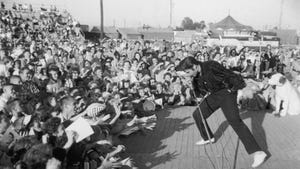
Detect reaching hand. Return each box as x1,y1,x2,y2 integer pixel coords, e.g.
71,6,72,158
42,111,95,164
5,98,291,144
143,122,156,131
115,145,126,153
19,130,29,137
66,130,77,144
42,134,49,144
99,155,122,169
46,158,61,169
120,157,134,167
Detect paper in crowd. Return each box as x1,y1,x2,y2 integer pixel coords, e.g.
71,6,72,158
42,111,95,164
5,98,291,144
154,98,163,106
66,117,94,142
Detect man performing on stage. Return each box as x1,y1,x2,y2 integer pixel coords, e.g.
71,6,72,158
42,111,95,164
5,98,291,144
175,57,267,168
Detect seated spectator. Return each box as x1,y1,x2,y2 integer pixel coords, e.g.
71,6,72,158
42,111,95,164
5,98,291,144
0,84,17,112
241,59,255,78
168,81,186,106
46,67,63,94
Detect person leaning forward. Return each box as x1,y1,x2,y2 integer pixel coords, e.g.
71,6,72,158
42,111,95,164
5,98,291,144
175,57,267,168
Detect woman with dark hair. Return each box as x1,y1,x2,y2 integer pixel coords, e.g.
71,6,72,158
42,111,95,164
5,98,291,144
229,48,238,57
46,67,63,94
175,57,267,168
133,52,142,62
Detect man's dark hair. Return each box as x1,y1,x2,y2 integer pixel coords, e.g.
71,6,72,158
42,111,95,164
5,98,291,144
22,144,53,169
175,57,200,71
3,56,13,64
144,40,150,46
134,41,141,45
44,117,61,135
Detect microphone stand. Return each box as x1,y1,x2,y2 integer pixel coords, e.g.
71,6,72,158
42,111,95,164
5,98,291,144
191,88,220,169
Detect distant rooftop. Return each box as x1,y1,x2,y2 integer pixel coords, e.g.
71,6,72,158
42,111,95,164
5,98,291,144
211,15,253,31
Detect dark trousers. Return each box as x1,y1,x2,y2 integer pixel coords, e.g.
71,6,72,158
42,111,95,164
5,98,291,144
193,89,261,154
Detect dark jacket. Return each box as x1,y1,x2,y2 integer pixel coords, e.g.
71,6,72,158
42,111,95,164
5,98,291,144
193,61,245,97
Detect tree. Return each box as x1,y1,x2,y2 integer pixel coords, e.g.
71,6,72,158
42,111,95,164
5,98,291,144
199,20,206,30
174,26,184,31
181,17,195,30
193,22,201,29
194,20,206,30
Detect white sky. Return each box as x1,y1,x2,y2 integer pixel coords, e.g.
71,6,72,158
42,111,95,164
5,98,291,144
4,0,300,30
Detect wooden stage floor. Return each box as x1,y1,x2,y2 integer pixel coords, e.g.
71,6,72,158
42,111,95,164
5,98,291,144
120,106,300,169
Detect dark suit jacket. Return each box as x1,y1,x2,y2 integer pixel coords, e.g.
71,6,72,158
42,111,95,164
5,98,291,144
193,61,245,97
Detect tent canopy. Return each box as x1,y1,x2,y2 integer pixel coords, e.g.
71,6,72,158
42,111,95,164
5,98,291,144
212,15,253,31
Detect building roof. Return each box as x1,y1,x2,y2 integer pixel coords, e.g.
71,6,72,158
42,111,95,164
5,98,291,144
90,26,118,34
137,28,173,33
212,15,253,31
138,28,174,40
260,31,277,36
80,24,89,32
118,28,141,35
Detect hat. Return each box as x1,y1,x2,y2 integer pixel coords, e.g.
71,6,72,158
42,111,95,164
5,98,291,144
82,103,106,117
48,64,59,72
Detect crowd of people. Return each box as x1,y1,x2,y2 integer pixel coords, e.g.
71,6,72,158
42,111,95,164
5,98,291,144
0,3,300,169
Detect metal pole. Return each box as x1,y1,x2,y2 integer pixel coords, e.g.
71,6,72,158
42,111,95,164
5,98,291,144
100,0,104,40
279,0,284,29
191,89,220,169
170,0,172,27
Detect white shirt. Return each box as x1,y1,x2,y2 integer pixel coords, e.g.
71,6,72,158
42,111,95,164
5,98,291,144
0,95,9,112
0,63,9,77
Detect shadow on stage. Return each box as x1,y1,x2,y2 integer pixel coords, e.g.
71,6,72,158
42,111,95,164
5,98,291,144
119,106,194,169
214,109,272,169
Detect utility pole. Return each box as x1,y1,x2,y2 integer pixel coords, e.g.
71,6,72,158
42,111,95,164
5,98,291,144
279,0,284,29
169,0,173,27
100,0,104,39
